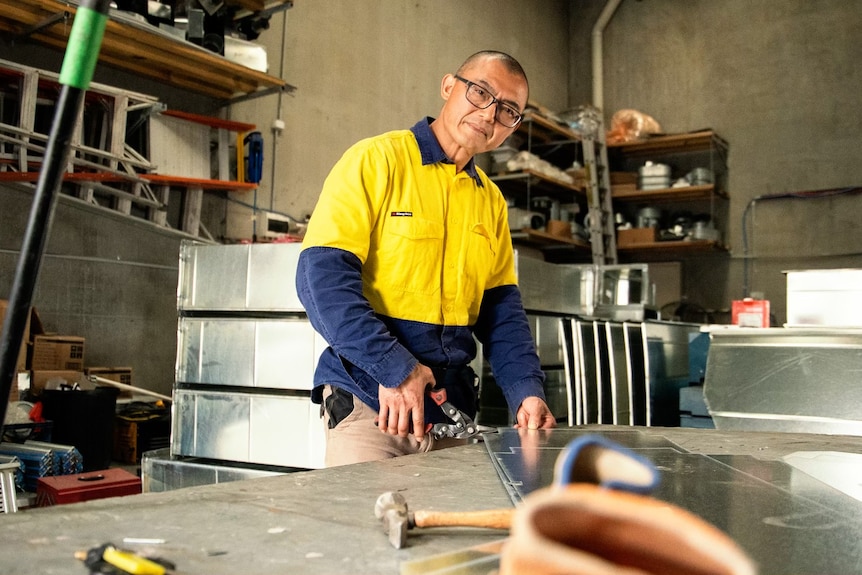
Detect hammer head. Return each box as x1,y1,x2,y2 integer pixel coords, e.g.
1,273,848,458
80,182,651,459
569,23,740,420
375,491,410,549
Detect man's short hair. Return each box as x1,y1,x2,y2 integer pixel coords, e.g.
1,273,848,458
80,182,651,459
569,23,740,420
456,50,529,92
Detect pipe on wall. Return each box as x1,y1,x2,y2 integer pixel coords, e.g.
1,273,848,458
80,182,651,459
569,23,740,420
591,0,623,113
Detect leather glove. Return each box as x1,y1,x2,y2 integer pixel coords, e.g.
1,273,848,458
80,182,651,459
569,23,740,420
498,435,757,575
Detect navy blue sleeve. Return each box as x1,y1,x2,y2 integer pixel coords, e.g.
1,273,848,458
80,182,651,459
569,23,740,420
473,285,546,414
295,246,418,389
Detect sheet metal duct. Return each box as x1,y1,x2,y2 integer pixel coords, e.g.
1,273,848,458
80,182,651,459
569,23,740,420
704,328,862,435
170,241,326,471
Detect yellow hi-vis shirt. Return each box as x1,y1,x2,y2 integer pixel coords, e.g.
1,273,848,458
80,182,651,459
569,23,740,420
301,126,517,328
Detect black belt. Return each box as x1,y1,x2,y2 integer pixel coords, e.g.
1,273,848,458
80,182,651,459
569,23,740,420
430,365,476,386
426,365,478,424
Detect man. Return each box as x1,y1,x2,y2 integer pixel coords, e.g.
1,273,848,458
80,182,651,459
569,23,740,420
296,50,556,467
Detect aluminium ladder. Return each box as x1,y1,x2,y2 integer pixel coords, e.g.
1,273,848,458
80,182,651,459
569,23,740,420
582,119,618,265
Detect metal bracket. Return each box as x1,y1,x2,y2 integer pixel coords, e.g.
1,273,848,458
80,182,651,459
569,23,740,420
226,82,296,106
14,10,70,42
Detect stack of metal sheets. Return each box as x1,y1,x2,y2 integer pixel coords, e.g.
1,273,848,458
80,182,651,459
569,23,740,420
0,443,53,492
26,440,83,476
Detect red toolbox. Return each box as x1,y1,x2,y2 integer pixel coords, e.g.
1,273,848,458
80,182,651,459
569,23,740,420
36,468,141,507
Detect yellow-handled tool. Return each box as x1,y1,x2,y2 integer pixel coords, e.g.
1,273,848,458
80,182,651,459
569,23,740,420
75,543,176,575
102,547,168,575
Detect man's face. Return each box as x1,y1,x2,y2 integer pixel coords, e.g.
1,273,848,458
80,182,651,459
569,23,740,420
438,57,528,156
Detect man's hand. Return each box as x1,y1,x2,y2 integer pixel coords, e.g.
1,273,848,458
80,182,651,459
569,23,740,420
377,363,434,441
514,396,557,430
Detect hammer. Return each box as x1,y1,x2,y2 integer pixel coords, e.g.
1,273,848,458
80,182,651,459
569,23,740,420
374,491,513,549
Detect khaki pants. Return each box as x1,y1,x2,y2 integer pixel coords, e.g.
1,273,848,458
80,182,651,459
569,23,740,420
321,385,465,467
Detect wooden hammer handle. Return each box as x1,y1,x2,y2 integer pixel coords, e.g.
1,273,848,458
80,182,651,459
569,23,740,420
412,508,513,530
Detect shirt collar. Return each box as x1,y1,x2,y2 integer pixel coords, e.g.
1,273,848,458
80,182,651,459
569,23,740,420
410,117,483,186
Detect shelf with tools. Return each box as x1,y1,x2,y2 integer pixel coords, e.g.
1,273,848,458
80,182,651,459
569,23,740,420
492,169,584,199
607,130,730,257
510,229,591,249
611,183,725,203
0,0,295,101
615,239,727,263
487,108,592,259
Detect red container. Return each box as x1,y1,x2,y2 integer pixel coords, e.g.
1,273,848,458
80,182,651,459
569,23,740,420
36,468,141,507
732,298,770,328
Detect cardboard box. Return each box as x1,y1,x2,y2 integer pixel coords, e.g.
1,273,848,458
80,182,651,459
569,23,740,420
31,335,85,371
113,411,171,464
617,227,658,247
86,367,133,398
610,171,638,185
29,370,85,396
611,183,639,198
0,299,31,373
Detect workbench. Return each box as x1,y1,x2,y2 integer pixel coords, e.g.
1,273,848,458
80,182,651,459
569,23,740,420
2,425,862,574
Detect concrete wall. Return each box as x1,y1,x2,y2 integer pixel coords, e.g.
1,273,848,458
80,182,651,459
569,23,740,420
1,0,571,395
232,0,572,222
0,184,186,397
569,0,862,324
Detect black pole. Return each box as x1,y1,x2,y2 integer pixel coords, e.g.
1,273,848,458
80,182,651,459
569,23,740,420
0,0,110,430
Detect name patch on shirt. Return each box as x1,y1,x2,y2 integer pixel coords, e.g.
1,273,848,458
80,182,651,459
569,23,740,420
390,211,413,217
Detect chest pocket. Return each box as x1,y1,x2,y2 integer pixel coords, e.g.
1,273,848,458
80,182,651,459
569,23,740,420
464,222,497,296
373,216,444,295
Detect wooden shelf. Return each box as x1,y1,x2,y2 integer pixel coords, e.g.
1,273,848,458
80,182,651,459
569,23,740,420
0,0,292,100
608,130,728,156
0,171,257,192
492,169,585,201
516,228,590,248
617,239,728,255
226,0,285,11
611,184,727,203
518,112,580,145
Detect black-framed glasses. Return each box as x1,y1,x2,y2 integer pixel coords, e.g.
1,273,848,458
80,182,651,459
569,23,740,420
454,75,523,128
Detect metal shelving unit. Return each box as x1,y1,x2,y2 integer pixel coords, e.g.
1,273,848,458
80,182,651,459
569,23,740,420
491,111,593,260
608,130,730,258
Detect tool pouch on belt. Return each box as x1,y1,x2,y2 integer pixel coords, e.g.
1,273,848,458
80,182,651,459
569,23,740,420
426,366,478,425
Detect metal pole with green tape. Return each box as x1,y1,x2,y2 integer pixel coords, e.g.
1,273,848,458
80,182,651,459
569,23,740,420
0,0,111,430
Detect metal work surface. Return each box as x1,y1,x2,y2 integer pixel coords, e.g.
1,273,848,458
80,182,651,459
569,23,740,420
488,428,682,502
486,427,862,574
0,444,512,575
2,426,862,574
